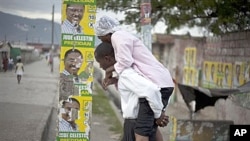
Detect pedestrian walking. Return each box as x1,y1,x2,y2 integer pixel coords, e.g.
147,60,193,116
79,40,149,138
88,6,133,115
2,55,8,72
8,57,14,71
15,58,24,84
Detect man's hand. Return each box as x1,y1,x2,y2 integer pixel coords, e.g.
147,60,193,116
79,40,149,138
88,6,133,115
102,77,118,90
155,112,169,127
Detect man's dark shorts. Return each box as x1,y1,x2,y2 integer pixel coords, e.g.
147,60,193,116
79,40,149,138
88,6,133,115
134,87,174,140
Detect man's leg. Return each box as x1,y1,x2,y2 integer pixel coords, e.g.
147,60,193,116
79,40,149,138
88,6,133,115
155,128,163,141
135,98,155,141
122,119,136,141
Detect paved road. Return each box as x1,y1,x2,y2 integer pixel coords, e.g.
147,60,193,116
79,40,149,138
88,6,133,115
0,58,59,141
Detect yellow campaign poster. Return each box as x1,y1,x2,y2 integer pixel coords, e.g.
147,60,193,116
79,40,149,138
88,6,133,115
204,61,218,88
184,47,196,68
61,1,96,48
189,47,196,68
233,62,244,88
184,48,190,67
189,68,198,86
59,47,94,82
222,63,233,89
216,62,224,88
202,61,209,87
244,61,250,83
57,0,96,140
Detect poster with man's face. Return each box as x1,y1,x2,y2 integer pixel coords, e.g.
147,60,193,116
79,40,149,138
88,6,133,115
233,62,244,88
61,2,96,35
244,61,250,83
222,63,233,89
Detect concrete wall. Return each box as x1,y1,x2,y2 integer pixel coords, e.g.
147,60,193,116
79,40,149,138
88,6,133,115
152,31,250,124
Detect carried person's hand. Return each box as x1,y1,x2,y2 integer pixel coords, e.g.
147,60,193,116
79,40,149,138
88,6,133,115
155,113,169,127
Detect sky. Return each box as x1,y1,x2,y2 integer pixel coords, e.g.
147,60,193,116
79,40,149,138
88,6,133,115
0,0,125,24
0,0,204,36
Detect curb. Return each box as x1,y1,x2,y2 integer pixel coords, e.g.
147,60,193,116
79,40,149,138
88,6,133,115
35,106,54,141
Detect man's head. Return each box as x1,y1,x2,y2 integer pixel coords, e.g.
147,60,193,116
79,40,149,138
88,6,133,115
94,16,120,42
64,49,83,75
94,42,116,70
66,4,85,25
61,97,80,122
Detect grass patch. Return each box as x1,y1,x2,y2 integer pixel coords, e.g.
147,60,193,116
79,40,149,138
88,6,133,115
92,82,123,134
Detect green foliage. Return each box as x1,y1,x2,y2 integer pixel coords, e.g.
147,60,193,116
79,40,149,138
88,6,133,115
96,0,250,35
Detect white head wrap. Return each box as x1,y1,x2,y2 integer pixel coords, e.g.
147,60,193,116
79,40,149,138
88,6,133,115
94,16,121,36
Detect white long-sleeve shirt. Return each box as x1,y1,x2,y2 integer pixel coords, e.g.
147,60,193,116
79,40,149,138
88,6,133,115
118,68,163,119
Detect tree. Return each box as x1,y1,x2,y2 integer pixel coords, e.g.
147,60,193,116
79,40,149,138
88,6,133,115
97,0,250,35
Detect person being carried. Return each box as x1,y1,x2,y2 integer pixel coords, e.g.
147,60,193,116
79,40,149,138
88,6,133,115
95,42,169,141
94,16,175,141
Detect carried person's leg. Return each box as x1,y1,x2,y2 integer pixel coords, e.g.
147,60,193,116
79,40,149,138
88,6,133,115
160,87,174,110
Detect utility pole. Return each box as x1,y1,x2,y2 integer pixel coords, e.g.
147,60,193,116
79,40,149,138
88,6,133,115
50,4,55,73
140,0,152,51
51,4,55,50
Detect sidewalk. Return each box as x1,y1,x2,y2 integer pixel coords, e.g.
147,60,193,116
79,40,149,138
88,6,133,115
0,58,60,141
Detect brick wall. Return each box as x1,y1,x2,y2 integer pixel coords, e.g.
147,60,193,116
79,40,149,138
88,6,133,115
153,31,250,124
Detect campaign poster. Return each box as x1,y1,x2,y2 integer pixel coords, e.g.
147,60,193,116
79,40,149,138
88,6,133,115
243,61,250,83
184,47,196,68
202,61,209,87
232,62,244,88
183,68,198,86
189,48,196,68
207,62,218,88
222,63,233,89
57,0,96,140
140,2,151,25
216,62,224,88
184,48,190,67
